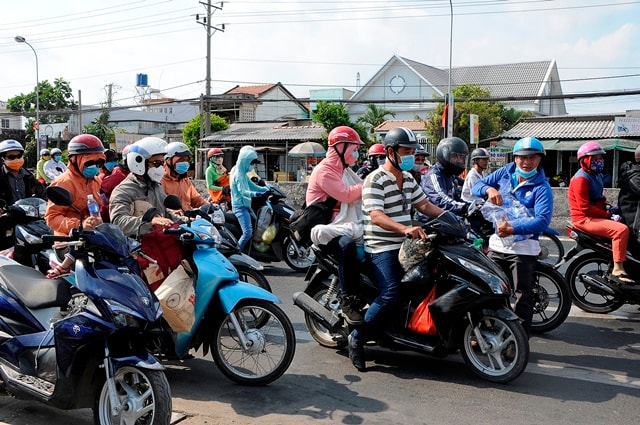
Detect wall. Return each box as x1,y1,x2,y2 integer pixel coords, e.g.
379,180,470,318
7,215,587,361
192,180,618,232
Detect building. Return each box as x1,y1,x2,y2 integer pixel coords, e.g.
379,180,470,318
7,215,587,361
221,83,309,122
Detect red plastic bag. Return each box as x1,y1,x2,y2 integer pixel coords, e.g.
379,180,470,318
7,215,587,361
407,286,438,335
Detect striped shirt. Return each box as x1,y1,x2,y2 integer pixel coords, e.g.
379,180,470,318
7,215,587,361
362,168,427,253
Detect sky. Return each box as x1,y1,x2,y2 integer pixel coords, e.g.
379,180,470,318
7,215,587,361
1,0,639,116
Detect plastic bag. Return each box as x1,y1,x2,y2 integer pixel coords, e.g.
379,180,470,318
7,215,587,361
254,205,274,242
407,286,438,335
155,265,195,333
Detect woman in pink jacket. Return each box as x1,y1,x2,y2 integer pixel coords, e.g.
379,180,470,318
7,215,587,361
306,126,364,324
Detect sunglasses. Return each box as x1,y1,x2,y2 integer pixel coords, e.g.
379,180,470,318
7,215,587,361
6,153,23,160
85,159,105,167
147,160,165,168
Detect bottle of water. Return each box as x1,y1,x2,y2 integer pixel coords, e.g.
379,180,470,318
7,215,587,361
87,194,100,218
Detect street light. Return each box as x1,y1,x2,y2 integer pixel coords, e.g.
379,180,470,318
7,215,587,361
447,0,454,138
14,35,39,141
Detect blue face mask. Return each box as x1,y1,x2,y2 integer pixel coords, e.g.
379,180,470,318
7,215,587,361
104,161,118,173
82,165,99,178
175,162,190,175
515,166,537,179
590,158,605,174
54,155,62,162
399,155,415,171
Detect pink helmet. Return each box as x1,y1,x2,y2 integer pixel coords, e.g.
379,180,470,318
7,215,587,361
577,141,606,160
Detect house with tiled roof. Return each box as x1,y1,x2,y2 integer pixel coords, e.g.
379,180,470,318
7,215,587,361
347,54,566,129
222,82,309,122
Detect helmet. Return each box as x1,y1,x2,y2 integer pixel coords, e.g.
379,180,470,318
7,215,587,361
470,147,490,161
383,127,420,150
415,144,429,158
50,148,62,156
165,142,191,160
68,134,105,155
104,148,118,162
122,144,132,156
513,137,545,156
367,143,386,157
127,137,168,176
328,126,363,146
435,137,469,175
0,139,24,155
207,147,224,158
40,148,50,156
577,141,606,160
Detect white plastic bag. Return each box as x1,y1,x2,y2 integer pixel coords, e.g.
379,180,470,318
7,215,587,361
155,265,195,333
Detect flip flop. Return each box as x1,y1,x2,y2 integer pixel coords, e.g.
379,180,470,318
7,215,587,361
607,273,636,286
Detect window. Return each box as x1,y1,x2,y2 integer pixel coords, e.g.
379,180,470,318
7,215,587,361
0,118,9,129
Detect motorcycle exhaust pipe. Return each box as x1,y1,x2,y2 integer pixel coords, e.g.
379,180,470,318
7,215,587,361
292,291,342,331
580,274,620,296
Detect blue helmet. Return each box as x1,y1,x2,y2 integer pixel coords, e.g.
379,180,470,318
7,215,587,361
513,137,545,156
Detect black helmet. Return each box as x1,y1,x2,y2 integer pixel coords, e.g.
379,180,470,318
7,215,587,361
470,147,490,161
435,137,469,175
383,127,420,150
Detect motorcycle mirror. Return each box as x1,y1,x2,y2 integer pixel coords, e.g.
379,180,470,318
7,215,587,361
46,186,73,207
163,194,182,211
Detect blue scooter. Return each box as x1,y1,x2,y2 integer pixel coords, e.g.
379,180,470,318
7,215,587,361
0,186,171,425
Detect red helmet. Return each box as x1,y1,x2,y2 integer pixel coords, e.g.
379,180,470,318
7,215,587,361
68,134,105,155
207,147,223,158
368,143,386,156
328,126,363,146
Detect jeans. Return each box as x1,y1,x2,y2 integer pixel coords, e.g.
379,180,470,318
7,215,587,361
324,236,359,296
351,249,401,344
488,251,537,336
233,206,256,252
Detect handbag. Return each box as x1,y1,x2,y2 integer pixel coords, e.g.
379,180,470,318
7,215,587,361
155,264,196,333
407,285,438,335
289,197,337,244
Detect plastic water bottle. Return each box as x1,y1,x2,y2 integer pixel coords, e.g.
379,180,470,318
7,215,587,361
87,194,100,218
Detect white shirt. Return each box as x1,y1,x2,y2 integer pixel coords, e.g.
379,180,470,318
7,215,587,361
44,158,68,181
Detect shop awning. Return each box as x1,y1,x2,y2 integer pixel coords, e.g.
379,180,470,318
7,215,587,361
495,138,640,152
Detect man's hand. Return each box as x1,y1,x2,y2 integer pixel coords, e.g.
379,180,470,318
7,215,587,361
152,216,174,227
486,187,503,206
404,225,427,241
83,215,103,229
496,216,514,238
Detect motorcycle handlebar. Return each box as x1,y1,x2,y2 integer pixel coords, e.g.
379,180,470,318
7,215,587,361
163,227,186,235
42,235,75,243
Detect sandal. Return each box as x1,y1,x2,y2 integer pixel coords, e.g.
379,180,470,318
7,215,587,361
46,265,71,279
607,273,636,286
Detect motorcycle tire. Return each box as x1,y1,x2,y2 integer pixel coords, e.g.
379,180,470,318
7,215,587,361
529,262,572,334
303,283,349,349
93,365,171,425
460,315,529,384
282,236,316,272
565,251,625,313
211,299,296,386
538,232,564,266
235,265,272,293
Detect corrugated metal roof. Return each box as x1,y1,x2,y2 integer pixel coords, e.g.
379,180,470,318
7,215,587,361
501,114,625,139
201,123,326,143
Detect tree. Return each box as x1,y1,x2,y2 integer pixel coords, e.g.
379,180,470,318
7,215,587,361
182,113,229,154
357,104,396,137
83,109,114,147
312,101,369,145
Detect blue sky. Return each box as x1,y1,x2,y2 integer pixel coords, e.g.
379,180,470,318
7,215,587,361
1,0,638,115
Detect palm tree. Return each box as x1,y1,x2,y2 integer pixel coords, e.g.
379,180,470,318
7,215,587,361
357,104,396,138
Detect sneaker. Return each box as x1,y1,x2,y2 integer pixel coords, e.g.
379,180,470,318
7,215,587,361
347,333,366,371
341,295,365,325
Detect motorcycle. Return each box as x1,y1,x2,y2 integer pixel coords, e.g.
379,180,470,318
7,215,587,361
224,185,315,272
466,204,571,333
0,186,171,425
293,211,529,383
145,194,296,386
561,223,640,313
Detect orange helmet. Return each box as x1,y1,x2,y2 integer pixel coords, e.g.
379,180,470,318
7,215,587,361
207,147,224,158
328,126,363,146
367,143,386,156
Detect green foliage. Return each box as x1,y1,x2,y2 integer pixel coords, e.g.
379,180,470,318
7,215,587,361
312,101,369,146
182,113,229,153
83,109,114,147
357,104,396,136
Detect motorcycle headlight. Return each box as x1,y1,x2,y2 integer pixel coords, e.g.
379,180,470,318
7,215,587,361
104,299,147,328
195,224,221,244
15,226,43,244
457,257,509,294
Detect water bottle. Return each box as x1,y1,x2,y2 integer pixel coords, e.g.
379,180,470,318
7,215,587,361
87,194,100,218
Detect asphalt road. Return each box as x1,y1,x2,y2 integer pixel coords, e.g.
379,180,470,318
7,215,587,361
2,251,640,425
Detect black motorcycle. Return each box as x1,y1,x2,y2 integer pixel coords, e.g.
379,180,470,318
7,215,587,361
224,185,315,272
562,223,640,313
294,211,529,383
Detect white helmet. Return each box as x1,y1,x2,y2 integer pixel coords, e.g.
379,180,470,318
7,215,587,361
164,142,191,160
127,137,167,176
0,139,24,155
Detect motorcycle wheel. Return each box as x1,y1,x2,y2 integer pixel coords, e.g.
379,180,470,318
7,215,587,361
235,265,272,293
529,262,572,333
93,365,171,425
304,285,349,349
282,236,316,272
460,315,529,384
565,252,625,313
211,299,296,386
538,233,564,266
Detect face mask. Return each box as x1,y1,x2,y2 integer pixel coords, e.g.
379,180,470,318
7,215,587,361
54,155,62,162
515,166,537,179
590,158,605,174
378,157,386,167
104,161,118,173
175,162,190,175
82,165,99,178
214,157,224,165
4,158,24,171
412,163,424,172
399,155,415,172
147,165,165,183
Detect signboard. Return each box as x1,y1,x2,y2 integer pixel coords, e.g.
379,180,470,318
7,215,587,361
614,117,640,136
469,114,479,145
115,133,144,152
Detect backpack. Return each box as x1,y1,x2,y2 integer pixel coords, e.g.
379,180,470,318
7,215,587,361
289,197,337,245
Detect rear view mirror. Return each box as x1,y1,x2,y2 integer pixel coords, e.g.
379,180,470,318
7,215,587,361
46,186,73,207
164,195,182,210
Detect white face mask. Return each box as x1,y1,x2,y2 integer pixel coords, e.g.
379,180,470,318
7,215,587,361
214,157,224,165
147,165,165,183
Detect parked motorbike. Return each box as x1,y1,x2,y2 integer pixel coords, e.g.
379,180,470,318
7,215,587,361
224,185,315,272
466,205,571,333
147,195,296,386
294,211,529,383
0,186,171,425
561,223,640,313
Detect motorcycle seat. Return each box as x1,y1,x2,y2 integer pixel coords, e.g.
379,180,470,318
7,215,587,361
0,264,71,309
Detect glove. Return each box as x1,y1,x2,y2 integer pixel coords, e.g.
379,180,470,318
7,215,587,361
222,186,231,196
611,214,622,222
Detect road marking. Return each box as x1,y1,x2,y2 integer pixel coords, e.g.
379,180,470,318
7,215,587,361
527,361,640,390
